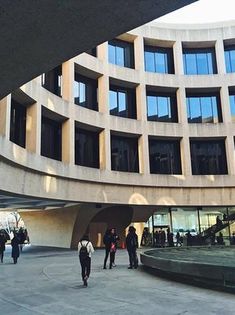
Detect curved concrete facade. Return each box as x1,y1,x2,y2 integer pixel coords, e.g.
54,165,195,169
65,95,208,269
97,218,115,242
2,20,235,247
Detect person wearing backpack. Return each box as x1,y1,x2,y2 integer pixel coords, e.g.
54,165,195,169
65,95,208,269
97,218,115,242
78,235,94,287
126,226,138,269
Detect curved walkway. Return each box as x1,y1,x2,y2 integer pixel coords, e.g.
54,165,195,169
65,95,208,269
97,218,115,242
0,245,234,315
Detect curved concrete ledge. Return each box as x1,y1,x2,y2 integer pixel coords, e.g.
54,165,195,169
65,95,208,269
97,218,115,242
140,247,235,292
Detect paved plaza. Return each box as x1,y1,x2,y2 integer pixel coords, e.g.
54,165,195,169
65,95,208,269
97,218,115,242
0,245,235,315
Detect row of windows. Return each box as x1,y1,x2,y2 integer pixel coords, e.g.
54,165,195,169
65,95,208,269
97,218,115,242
10,100,229,175
107,39,235,75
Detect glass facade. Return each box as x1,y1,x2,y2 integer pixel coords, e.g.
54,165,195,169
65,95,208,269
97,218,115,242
108,39,134,68
111,135,139,172
225,46,235,73
10,99,26,148
41,66,62,96
190,139,228,175
149,138,182,174
74,73,98,111
75,126,99,168
183,48,217,75
229,91,235,121
109,85,136,119
147,92,178,122
144,46,174,74
186,93,222,123
41,116,62,161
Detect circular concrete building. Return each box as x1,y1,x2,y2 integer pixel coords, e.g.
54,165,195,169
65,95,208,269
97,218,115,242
1,20,235,248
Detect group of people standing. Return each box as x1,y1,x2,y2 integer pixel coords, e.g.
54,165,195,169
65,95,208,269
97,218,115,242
0,229,26,264
77,226,139,287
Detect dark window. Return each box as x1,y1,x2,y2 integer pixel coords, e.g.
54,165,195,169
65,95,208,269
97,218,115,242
75,126,99,168
86,47,97,57
74,73,98,111
144,46,174,74
186,93,222,123
149,138,182,174
108,39,134,68
190,139,227,175
146,92,178,122
10,99,26,148
111,135,139,172
183,48,217,75
41,66,62,97
41,116,62,161
109,85,136,119
229,91,235,121
225,46,235,73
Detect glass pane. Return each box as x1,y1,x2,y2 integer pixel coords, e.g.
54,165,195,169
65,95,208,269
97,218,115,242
118,91,126,112
147,96,157,119
158,96,169,119
116,46,125,66
74,81,79,98
201,97,213,122
109,90,117,111
229,95,235,120
79,82,86,103
230,50,235,72
187,97,201,122
211,96,218,121
155,52,166,73
197,53,208,74
225,51,231,73
207,52,214,74
145,51,155,72
108,44,116,64
184,53,197,74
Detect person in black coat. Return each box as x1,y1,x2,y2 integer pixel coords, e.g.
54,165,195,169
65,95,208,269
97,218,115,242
126,226,138,269
0,231,7,263
103,229,111,269
11,233,20,264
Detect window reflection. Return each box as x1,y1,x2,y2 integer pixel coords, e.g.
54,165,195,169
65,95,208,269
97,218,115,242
108,39,134,68
144,46,174,74
229,92,235,122
225,46,235,73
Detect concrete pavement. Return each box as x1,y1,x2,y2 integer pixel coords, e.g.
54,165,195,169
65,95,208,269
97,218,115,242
0,245,235,315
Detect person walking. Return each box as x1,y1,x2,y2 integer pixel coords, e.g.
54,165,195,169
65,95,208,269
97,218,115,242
103,229,111,269
126,226,138,269
11,232,20,264
0,231,7,263
78,235,94,287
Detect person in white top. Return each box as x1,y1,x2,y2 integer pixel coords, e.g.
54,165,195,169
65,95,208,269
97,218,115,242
78,235,94,287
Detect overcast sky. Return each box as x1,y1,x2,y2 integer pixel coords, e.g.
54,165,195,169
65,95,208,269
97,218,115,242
157,0,235,24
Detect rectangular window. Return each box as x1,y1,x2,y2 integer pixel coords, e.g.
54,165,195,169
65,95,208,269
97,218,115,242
144,46,174,74
190,139,228,175
10,99,26,148
149,138,182,174
41,66,62,96
108,39,134,68
146,92,178,122
186,93,222,123
229,92,235,121
75,126,100,168
111,135,139,172
225,46,235,73
183,48,217,75
74,73,98,111
41,116,62,161
109,85,136,119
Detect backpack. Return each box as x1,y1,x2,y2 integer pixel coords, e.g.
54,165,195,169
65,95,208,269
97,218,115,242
79,241,89,260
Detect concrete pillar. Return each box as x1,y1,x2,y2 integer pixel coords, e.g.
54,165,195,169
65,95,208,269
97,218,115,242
136,84,147,121
98,75,109,114
26,102,37,153
220,85,231,123
0,96,10,136
62,60,74,102
181,136,192,176
105,129,111,171
225,135,235,175
97,42,108,61
177,87,187,124
173,40,184,75
139,134,150,174
134,35,144,71
62,118,74,164
215,39,226,75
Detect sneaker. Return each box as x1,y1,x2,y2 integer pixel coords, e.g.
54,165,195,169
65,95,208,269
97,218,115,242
128,266,133,269
83,276,88,287
112,263,116,267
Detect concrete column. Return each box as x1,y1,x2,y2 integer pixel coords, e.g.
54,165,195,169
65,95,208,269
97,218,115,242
177,87,187,124
97,42,108,61
98,75,109,114
136,84,147,121
99,129,106,170
62,60,74,102
220,85,231,123
139,134,150,174
173,41,184,75
62,118,74,164
105,129,111,171
26,102,37,153
215,39,226,74
181,136,192,176
134,35,144,71
225,135,235,175
36,104,42,155
0,96,10,136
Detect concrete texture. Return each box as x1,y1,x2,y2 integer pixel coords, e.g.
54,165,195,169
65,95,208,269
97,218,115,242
141,247,235,290
0,245,235,315
0,0,197,99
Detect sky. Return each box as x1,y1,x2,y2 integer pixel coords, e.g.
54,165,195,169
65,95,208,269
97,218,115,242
157,0,235,24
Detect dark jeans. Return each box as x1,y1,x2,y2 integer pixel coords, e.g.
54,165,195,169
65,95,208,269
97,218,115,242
0,251,4,262
110,251,115,268
103,248,110,268
128,249,138,268
80,257,91,280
